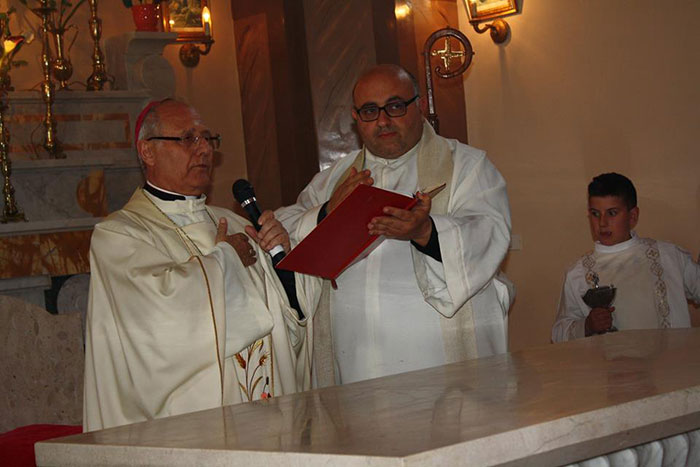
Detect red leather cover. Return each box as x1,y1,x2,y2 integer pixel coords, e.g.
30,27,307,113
277,184,417,280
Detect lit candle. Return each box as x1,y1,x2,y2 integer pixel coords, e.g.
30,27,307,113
202,6,212,37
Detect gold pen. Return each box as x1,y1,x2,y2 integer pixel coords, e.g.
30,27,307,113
417,182,447,199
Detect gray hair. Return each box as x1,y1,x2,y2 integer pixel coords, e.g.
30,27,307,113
137,110,159,141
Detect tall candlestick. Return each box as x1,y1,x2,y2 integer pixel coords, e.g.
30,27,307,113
0,15,24,222
0,92,24,222
86,0,113,91
32,1,65,159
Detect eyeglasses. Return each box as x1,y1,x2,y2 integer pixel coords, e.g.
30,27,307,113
354,95,419,122
147,132,221,150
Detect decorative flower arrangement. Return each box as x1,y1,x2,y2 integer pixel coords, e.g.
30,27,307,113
0,8,34,91
17,0,87,31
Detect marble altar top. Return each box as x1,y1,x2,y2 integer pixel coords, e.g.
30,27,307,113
36,329,700,466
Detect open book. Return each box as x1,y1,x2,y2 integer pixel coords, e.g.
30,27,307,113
276,183,446,282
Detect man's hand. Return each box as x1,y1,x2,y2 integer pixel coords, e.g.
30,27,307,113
328,168,373,213
368,192,432,246
585,306,615,336
216,218,257,267
244,210,291,253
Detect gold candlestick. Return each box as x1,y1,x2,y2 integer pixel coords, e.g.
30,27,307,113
86,0,113,91
0,83,25,222
0,13,26,222
32,2,65,159
51,25,74,90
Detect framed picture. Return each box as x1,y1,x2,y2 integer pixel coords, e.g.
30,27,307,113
161,0,211,41
464,0,517,22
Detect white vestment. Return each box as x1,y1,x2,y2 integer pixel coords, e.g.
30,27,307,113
552,234,700,342
276,122,513,385
83,189,316,431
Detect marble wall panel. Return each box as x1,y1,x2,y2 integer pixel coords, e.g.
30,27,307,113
7,113,132,159
11,167,106,221
302,0,376,169
232,1,320,209
0,231,91,280
233,12,283,210
372,2,401,65
76,170,108,218
269,2,320,205
5,91,146,163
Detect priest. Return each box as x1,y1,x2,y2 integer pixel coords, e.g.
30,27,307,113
83,100,319,431
276,65,513,386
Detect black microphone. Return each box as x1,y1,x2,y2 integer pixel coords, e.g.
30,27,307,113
232,179,286,266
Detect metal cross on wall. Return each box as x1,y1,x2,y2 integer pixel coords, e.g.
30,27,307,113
423,27,474,136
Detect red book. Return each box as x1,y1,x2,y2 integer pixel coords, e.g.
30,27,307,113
277,183,445,281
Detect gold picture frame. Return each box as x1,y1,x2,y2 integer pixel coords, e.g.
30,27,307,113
465,0,517,22
161,0,210,42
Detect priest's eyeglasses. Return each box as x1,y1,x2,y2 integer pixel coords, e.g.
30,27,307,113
147,132,222,150
354,95,419,122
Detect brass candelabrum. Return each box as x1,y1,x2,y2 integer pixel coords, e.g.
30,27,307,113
86,0,113,91
0,15,25,222
0,78,25,222
32,1,65,159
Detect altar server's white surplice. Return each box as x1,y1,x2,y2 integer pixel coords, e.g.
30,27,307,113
552,234,700,342
83,189,316,431
276,122,513,385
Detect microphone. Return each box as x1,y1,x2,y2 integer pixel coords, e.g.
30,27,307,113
232,179,286,266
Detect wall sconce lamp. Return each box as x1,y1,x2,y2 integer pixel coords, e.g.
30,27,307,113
463,0,517,44
178,6,214,67
394,2,411,20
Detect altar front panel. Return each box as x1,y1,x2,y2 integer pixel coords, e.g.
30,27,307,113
36,329,700,466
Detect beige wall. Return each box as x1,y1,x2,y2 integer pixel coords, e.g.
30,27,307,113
162,0,247,208
7,0,246,207
458,1,700,351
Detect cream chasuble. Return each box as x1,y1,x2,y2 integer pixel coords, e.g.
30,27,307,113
83,189,315,431
276,122,513,386
552,234,700,342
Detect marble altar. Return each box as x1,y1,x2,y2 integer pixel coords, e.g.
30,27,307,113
35,329,700,466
